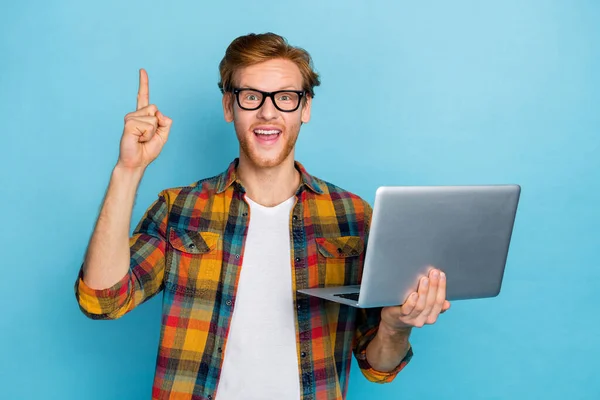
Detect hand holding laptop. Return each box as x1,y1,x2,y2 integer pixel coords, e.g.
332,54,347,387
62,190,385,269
380,268,451,331
297,185,520,308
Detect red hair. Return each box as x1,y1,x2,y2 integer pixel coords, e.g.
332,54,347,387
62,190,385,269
218,33,321,97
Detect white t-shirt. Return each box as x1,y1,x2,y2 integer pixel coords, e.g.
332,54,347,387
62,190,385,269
216,195,301,400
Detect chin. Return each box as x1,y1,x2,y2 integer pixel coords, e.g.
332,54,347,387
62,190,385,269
244,150,292,169
238,135,297,170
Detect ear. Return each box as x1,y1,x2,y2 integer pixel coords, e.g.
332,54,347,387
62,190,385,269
301,95,312,124
223,92,234,123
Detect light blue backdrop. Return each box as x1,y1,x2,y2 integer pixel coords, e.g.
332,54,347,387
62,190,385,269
1,0,598,399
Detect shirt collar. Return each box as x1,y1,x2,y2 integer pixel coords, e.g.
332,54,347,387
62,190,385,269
215,158,323,195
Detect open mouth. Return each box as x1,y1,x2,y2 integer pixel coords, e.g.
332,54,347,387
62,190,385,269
253,128,282,144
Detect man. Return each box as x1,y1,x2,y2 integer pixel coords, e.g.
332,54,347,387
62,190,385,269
75,32,450,400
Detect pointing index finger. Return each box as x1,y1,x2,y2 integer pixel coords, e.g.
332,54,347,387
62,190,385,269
137,68,149,110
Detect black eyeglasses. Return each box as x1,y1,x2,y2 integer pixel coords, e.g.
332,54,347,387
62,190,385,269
232,88,305,112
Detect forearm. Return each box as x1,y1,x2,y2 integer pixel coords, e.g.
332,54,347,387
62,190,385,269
82,164,145,289
365,324,412,372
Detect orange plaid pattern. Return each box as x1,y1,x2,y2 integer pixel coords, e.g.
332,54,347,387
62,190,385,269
75,159,412,399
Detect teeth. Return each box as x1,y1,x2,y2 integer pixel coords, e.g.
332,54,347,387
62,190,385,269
254,129,280,135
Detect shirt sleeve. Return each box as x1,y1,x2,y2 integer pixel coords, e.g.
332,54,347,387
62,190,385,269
352,200,413,382
74,191,169,320
353,308,414,383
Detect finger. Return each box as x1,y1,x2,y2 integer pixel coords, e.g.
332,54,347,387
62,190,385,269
428,270,446,319
431,270,446,314
441,300,451,313
125,121,155,142
401,292,418,316
422,269,440,317
137,68,149,111
125,116,158,131
436,271,447,309
136,124,155,142
409,277,429,318
127,104,158,118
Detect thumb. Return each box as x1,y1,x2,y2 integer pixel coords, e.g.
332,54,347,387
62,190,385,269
155,110,173,142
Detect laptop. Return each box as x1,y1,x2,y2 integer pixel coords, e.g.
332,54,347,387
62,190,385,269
297,185,521,308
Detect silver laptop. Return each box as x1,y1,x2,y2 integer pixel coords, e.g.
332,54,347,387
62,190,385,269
297,185,521,308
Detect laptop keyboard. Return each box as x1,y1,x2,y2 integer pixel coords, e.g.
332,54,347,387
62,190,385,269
334,292,360,301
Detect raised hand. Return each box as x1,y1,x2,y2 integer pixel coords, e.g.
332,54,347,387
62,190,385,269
117,69,172,170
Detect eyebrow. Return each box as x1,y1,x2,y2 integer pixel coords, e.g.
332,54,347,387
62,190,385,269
237,85,301,91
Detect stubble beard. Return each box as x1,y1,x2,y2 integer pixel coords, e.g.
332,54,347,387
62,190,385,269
235,122,301,169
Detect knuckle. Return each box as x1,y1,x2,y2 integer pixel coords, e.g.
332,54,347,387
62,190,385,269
127,120,151,132
124,118,137,128
414,303,425,313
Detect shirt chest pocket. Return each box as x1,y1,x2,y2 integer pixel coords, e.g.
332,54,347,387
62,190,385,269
315,236,364,286
165,228,223,296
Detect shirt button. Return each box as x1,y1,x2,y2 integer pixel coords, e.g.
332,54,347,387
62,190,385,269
226,300,232,306
208,395,212,400
188,243,196,249
295,257,300,262
235,254,240,259
301,351,307,358
217,347,222,353
292,215,298,222
242,212,248,217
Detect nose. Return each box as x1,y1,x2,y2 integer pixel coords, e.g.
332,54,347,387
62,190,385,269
256,95,278,120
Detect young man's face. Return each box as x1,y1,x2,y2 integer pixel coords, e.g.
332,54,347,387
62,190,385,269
223,58,312,169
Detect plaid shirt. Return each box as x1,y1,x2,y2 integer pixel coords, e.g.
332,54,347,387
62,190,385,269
75,159,412,400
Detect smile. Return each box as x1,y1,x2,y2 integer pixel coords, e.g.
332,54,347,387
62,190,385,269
254,129,281,136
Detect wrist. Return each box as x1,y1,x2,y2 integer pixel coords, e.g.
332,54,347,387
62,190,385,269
378,320,412,341
113,162,146,180
365,321,412,372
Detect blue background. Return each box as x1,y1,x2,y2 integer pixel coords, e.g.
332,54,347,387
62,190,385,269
1,0,598,399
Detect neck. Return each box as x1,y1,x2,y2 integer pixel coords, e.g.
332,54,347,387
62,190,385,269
237,153,300,207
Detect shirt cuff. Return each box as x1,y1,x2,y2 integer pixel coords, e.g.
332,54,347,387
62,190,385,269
355,327,414,383
75,266,131,317
357,344,413,382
